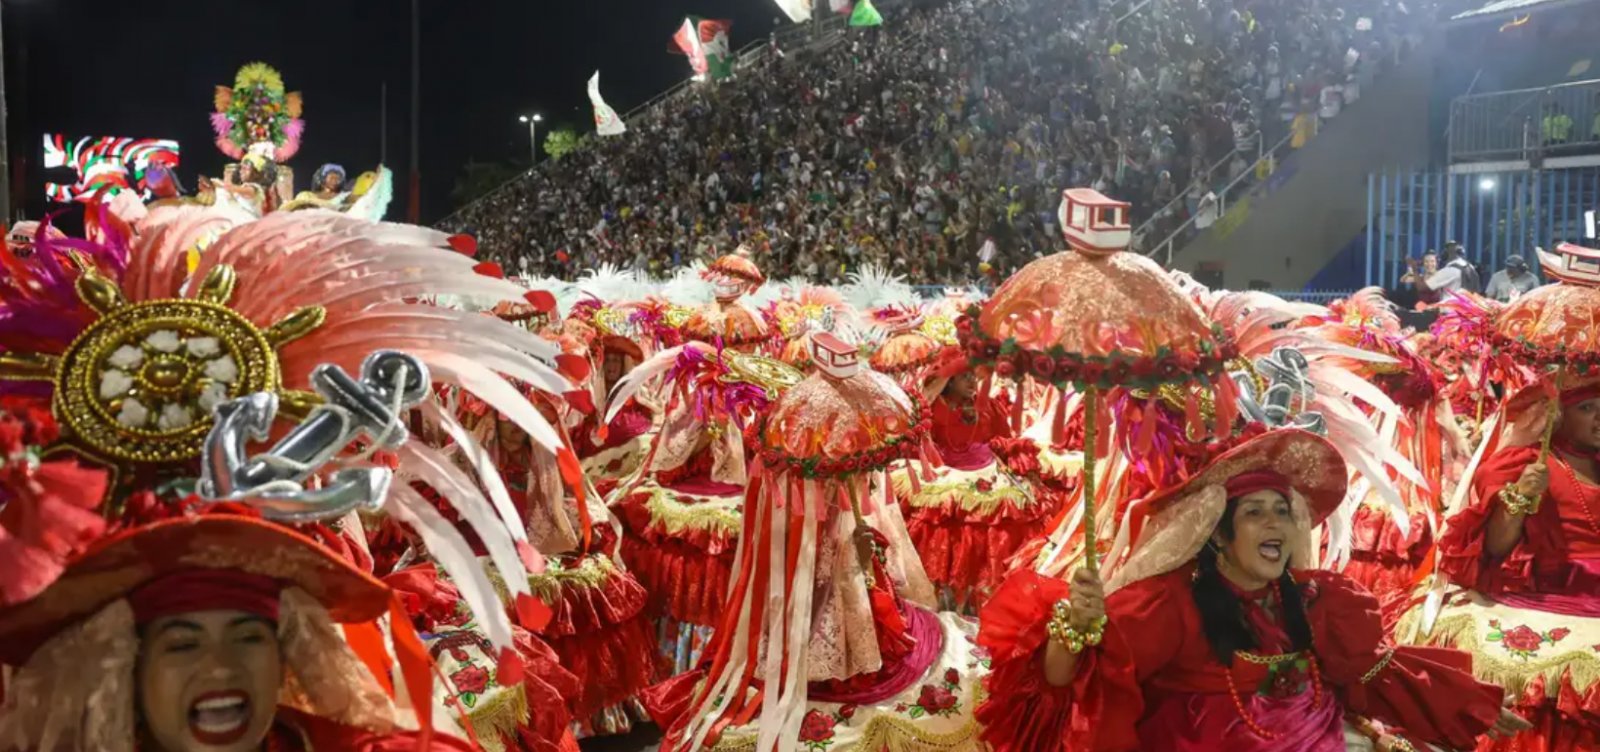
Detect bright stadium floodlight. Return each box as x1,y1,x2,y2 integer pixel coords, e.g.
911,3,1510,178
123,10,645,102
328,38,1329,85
1480,177,1497,192
520,114,544,164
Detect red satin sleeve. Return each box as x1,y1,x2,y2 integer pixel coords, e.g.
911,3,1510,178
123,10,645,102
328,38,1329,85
974,570,1176,752
1438,446,1539,592
1308,571,1501,748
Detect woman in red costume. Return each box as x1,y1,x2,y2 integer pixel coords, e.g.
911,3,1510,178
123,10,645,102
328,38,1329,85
0,514,477,751
895,346,1060,612
570,332,657,497
1414,243,1600,751
1425,376,1600,751
978,429,1526,752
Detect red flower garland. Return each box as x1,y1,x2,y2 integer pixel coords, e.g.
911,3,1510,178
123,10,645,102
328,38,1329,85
955,304,1237,391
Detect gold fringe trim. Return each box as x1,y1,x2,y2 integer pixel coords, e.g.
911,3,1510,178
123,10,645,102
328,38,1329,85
641,483,742,538
709,665,990,752
1038,449,1082,477
892,470,1034,516
1414,613,1600,697
528,553,618,601
466,684,530,752
710,714,983,752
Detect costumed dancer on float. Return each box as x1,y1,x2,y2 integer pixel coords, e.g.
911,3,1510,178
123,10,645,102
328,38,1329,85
283,163,396,221
199,143,281,217
645,333,988,752
1408,242,1600,751
977,427,1528,752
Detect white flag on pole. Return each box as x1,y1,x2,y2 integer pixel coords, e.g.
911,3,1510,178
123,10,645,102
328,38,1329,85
773,0,813,23
588,71,626,136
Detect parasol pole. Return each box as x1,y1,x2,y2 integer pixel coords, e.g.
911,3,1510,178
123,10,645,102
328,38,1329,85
1082,386,1100,572
1539,370,1563,461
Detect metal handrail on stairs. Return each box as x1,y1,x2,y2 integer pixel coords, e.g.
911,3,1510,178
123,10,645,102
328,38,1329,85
1142,131,1296,268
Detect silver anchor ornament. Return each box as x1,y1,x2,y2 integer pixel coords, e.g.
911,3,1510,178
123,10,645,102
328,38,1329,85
197,350,430,522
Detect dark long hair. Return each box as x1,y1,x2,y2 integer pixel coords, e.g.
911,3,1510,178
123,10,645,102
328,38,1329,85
1191,496,1314,666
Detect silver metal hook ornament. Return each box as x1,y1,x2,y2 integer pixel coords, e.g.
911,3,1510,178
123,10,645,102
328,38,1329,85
197,350,430,522
1232,347,1326,436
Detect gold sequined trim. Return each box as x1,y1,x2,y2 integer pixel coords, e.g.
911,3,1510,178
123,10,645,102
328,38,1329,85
527,553,618,601
892,470,1034,515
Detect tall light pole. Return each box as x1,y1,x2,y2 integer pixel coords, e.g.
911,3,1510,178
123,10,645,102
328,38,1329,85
407,0,420,223
519,114,542,166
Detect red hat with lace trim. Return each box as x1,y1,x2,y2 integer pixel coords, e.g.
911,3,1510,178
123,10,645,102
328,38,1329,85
1102,429,1346,593
0,513,442,752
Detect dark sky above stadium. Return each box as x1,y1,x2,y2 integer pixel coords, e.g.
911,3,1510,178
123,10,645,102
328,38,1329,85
13,0,793,223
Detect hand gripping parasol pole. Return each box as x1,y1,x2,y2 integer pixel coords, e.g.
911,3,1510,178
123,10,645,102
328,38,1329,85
1082,386,1100,573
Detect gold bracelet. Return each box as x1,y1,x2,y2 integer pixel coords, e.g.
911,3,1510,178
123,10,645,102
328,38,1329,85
1045,599,1107,654
1499,486,1538,516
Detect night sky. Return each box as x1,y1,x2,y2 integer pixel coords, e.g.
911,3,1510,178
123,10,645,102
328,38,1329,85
10,0,794,224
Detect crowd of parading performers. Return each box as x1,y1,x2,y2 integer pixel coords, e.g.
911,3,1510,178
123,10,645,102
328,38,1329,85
1,205,1597,752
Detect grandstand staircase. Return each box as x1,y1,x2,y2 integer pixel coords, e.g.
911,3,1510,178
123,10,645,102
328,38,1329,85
1167,36,1439,291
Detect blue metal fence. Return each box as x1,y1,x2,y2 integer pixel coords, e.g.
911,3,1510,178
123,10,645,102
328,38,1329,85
1364,167,1600,288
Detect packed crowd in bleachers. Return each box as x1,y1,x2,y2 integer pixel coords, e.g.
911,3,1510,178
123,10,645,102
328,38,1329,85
443,0,1425,285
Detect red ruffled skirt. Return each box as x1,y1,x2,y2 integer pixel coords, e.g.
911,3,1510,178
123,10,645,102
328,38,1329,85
1342,506,1433,627
534,554,659,719
614,486,739,627
903,477,1061,609
1480,674,1600,752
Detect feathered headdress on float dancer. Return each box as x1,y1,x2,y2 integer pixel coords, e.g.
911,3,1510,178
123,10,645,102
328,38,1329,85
655,333,942,752
0,207,586,676
211,63,304,162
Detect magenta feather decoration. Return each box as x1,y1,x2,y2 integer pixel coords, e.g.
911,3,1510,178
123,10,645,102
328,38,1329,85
275,120,305,162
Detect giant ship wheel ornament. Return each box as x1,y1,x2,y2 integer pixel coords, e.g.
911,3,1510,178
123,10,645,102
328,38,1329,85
956,188,1237,577
48,264,323,464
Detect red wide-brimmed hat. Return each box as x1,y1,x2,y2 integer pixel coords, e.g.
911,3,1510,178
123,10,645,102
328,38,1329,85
1104,429,1346,592
0,514,390,665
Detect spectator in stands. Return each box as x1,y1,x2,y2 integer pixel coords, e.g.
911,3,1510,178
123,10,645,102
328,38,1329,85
442,0,1433,283
1484,254,1541,302
1400,251,1441,306
1413,242,1480,299
1542,101,1573,147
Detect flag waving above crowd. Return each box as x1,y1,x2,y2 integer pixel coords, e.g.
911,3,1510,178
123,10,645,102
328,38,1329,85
671,17,733,80
773,0,813,23
850,0,883,26
588,70,625,136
